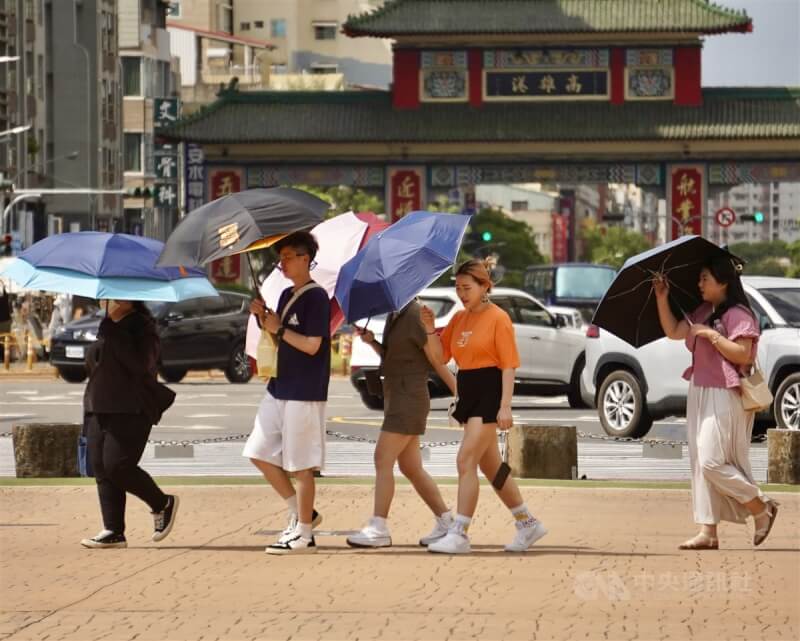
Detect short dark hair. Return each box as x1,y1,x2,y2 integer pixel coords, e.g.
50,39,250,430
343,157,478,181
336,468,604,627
274,230,319,262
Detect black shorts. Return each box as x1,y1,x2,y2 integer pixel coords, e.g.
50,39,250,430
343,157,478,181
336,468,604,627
452,367,502,425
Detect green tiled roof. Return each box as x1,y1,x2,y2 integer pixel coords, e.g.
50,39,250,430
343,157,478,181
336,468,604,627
160,87,800,145
343,0,751,37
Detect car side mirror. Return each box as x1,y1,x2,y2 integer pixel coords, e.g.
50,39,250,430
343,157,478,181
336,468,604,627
554,315,566,328
165,311,184,323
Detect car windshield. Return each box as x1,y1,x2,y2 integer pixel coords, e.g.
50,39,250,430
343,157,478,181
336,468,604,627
555,266,616,300
758,288,800,327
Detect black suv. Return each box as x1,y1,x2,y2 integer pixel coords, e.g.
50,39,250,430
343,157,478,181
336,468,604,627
50,292,253,384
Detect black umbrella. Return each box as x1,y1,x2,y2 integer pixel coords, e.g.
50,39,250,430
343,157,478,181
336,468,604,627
156,187,329,268
592,235,742,348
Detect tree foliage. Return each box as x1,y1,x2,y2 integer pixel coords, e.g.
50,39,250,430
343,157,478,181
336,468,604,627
295,185,384,217
729,240,800,278
580,221,652,269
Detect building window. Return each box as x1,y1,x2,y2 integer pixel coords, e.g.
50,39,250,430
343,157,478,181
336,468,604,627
271,19,286,37
124,133,142,172
217,4,233,33
166,1,181,18
511,200,528,212
240,21,250,30
122,57,141,96
310,63,338,74
313,23,337,40
254,20,264,29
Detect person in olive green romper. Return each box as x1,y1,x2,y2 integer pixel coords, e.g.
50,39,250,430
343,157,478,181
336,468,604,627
347,300,457,548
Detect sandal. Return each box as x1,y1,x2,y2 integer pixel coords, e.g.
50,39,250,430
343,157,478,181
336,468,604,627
678,533,719,550
753,499,780,547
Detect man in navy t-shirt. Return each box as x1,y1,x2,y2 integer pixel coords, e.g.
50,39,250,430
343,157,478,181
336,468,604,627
242,231,331,555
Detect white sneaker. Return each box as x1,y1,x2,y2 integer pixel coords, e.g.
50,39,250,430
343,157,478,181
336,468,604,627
419,514,453,546
346,519,392,548
427,530,471,554
504,519,548,552
278,509,323,544
266,534,317,555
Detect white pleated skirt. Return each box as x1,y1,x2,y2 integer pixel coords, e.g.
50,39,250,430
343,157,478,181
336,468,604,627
687,382,763,525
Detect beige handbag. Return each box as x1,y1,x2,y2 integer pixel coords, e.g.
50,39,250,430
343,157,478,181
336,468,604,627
740,360,773,412
256,283,324,380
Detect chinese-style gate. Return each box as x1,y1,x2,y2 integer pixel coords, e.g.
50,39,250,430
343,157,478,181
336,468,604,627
162,0,800,246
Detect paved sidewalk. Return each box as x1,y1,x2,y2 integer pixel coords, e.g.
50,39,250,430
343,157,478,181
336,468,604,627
1,484,798,641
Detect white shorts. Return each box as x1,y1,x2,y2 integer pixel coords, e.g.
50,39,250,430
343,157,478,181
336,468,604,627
242,392,327,472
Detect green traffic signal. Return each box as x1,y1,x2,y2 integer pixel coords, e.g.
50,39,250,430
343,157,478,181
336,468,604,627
753,211,764,224
481,231,493,242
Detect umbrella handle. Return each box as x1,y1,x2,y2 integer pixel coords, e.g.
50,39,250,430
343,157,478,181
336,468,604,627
244,253,264,301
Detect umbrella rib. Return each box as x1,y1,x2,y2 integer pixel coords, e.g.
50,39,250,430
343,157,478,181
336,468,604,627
634,280,656,346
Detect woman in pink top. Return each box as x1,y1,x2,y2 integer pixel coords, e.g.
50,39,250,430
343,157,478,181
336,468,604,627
654,256,778,550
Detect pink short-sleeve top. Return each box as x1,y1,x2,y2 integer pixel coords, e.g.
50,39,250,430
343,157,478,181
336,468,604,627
682,302,759,389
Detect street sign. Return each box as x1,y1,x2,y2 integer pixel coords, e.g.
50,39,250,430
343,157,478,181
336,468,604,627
714,207,736,227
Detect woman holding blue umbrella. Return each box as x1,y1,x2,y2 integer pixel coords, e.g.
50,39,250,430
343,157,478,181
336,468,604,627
421,259,548,555
81,299,179,549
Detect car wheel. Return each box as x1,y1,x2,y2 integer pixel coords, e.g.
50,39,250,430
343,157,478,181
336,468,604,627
225,343,253,384
567,355,588,409
57,367,87,384
775,372,800,430
159,368,187,384
359,389,384,411
597,370,653,439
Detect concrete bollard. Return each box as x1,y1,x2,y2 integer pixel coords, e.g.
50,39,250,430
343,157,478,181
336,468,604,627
767,428,800,485
12,423,82,478
508,424,578,480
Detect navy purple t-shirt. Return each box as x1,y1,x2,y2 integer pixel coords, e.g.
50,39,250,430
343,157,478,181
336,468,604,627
267,284,331,402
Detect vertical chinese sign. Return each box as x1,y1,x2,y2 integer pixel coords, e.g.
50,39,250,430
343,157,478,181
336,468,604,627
386,167,425,222
153,98,181,238
184,144,205,214
669,165,705,239
551,213,568,263
207,168,244,285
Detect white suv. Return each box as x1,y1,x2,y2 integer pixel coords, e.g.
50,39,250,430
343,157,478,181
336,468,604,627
349,287,587,410
581,277,800,437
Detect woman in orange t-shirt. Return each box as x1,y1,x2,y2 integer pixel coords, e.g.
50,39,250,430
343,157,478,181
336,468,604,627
421,259,548,555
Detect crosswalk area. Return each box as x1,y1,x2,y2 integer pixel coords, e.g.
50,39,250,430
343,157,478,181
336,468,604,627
0,437,768,482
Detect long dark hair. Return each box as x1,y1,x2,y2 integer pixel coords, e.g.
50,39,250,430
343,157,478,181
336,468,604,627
132,301,154,319
704,255,753,326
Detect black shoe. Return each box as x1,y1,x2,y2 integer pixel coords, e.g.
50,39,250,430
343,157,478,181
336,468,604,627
81,530,127,549
266,534,318,555
152,495,179,542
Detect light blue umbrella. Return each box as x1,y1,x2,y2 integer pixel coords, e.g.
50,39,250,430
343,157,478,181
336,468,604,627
1,259,218,302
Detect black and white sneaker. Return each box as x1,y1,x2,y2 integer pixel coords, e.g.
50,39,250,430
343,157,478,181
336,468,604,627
278,509,323,544
266,534,317,555
152,495,180,542
81,530,127,549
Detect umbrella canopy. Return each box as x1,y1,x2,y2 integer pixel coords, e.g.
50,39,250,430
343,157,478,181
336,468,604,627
157,187,330,267
592,235,740,347
0,260,218,302
0,232,217,302
244,211,389,359
16,232,205,280
334,210,470,323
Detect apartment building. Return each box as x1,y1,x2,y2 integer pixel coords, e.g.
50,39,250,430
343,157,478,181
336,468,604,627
233,0,391,87
119,0,180,236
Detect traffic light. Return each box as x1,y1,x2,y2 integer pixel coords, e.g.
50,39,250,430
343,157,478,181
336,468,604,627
2,234,11,257
740,211,765,224
481,230,493,242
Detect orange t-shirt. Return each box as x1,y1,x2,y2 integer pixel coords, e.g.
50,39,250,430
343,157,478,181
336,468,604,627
440,303,520,371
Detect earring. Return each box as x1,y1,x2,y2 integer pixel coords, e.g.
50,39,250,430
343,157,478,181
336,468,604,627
481,292,490,303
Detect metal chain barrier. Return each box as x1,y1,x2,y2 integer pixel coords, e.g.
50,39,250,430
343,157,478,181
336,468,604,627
0,429,688,448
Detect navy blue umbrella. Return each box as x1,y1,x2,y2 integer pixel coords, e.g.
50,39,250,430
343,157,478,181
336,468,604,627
592,235,741,347
334,211,470,323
